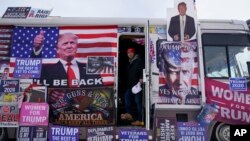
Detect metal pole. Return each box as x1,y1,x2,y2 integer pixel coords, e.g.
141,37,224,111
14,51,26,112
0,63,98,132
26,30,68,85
145,20,150,130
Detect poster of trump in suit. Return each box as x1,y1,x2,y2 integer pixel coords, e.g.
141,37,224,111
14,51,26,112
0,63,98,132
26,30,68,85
167,0,197,42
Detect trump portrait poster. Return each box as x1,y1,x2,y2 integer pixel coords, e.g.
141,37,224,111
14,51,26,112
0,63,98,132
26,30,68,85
9,26,117,88
158,41,200,105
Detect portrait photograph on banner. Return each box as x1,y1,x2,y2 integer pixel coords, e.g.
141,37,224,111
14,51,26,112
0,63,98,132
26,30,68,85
157,40,200,105
167,0,197,42
9,26,117,88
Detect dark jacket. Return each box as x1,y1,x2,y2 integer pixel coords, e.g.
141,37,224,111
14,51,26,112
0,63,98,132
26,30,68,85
168,14,196,41
126,55,143,88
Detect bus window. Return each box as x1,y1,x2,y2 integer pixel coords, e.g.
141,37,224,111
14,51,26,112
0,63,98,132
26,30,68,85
203,33,250,78
204,46,228,77
228,46,250,77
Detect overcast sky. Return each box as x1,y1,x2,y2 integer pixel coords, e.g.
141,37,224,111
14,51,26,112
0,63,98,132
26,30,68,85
0,0,249,21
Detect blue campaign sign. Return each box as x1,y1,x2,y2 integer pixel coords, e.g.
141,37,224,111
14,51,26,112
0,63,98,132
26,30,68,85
49,125,79,141
177,121,208,141
119,128,148,141
229,78,247,91
0,79,19,93
87,126,115,141
13,58,42,78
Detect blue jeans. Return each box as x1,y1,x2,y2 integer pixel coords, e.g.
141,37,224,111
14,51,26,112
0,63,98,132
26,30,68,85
124,89,143,121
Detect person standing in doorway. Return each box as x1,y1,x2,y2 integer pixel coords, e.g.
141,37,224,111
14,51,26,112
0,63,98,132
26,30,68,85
121,47,144,126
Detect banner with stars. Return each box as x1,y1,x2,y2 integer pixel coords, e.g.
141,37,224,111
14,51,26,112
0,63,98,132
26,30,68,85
11,26,58,58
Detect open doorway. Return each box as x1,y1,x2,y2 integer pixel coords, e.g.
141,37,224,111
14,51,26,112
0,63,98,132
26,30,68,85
117,35,145,126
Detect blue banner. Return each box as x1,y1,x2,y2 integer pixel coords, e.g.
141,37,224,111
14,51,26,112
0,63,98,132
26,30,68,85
14,58,42,78
49,125,79,141
119,128,148,141
177,121,208,141
229,78,247,91
0,79,19,93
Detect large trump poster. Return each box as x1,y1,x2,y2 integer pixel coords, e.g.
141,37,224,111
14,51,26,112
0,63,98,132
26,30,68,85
9,26,117,87
158,41,200,105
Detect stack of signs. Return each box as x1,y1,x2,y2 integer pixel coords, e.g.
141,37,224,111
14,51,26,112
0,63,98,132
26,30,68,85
87,126,115,141
49,125,79,141
0,79,20,127
119,128,148,141
18,102,49,141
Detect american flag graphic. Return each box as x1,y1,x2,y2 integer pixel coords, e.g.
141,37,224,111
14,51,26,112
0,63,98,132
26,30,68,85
11,26,59,58
10,26,117,85
158,41,198,89
59,26,117,57
58,26,118,85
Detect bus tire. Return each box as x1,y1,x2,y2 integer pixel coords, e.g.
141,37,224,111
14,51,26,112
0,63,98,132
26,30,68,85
214,122,230,141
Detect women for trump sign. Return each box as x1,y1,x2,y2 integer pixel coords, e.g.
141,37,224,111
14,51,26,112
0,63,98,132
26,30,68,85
19,102,49,126
205,78,250,124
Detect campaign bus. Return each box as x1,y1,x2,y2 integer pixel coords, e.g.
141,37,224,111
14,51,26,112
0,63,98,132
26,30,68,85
0,2,250,141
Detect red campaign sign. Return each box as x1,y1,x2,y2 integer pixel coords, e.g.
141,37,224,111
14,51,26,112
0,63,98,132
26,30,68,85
205,78,250,125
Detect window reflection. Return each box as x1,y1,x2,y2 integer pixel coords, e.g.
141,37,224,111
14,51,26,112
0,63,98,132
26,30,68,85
204,46,250,78
204,47,228,77
229,46,250,77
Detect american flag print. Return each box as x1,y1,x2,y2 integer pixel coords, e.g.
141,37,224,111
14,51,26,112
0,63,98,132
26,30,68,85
9,26,117,86
11,26,59,58
59,26,118,85
59,26,117,57
158,41,198,89
87,56,114,74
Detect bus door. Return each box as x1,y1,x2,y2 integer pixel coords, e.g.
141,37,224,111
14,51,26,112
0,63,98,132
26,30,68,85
116,26,147,127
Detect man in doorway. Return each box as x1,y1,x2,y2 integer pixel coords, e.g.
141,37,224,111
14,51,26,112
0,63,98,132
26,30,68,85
121,47,144,126
168,2,196,42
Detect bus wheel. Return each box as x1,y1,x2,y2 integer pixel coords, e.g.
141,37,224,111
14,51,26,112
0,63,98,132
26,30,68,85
215,123,230,141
